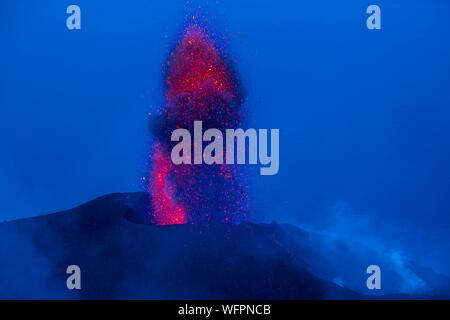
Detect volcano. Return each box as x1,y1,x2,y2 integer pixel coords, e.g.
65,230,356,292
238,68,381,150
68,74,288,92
0,192,361,299
1,192,448,299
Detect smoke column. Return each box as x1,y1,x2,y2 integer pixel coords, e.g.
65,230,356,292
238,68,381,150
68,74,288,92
148,24,246,225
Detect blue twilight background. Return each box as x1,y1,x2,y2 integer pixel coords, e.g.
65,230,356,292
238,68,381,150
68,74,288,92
1,0,450,288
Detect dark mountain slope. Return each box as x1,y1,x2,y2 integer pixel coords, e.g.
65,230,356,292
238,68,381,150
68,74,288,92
0,192,359,299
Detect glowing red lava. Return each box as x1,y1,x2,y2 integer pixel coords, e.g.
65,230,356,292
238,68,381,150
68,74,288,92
150,143,186,225
148,24,245,225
